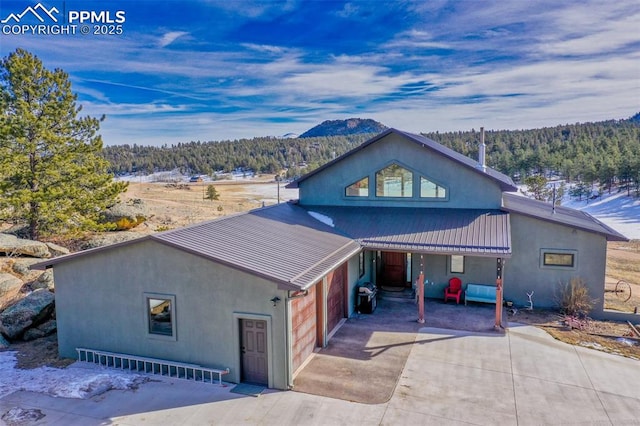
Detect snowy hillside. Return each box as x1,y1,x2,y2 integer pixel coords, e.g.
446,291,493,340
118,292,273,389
564,191,640,240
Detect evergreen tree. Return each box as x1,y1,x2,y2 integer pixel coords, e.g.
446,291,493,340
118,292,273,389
0,49,127,240
205,185,220,201
523,175,550,201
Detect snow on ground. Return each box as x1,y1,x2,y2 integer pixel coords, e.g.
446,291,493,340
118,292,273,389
0,351,146,400
564,191,640,240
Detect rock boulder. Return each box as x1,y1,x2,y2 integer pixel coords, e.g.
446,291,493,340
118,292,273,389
0,273,22,294
0,234,51,258
0,289,55,340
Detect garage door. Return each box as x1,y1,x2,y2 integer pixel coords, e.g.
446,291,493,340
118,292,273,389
326,263,346,334
291,285,317,373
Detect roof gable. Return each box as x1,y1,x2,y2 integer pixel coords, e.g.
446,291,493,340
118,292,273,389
287,128,517,192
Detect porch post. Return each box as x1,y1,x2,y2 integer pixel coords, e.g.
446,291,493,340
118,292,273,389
418,254,425,323
495,258,503,329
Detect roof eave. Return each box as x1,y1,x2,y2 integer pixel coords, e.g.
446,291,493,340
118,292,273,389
501,207,629,242
31,235,154,270
149,236,302,291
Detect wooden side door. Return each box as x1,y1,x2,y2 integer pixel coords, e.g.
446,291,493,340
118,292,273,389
240,319,268,385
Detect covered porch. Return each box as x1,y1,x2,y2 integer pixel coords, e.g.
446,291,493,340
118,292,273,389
304,205,512,326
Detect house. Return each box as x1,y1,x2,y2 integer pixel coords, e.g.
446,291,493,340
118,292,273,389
35,129,628,390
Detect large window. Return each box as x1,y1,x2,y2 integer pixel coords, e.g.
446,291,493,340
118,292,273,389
420,176,447,199
146,293,177,340
376,164,413,197
346,177,369,197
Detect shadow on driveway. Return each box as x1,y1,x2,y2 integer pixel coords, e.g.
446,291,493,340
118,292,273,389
293,296,503,403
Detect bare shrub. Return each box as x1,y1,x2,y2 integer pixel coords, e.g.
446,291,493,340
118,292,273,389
558,277,597,316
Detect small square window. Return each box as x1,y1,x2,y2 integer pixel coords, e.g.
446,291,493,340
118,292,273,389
145,293,176,340
450,255,465,273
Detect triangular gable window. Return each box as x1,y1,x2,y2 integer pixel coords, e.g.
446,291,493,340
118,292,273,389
345,177,369,197
376,164,413,197
420,176,447,198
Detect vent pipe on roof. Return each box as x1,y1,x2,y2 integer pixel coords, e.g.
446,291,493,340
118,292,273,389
478,127,487,172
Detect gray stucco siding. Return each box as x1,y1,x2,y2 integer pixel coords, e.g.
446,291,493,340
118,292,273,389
299,133,505,209
505,213,607,310
412,253,499,299
52,239,289,389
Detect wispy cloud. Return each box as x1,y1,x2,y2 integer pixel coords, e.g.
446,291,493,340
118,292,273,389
158,31,189,48
1,0,637,145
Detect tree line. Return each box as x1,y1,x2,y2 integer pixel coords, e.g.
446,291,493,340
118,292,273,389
103,116,640,193
102,135,373,179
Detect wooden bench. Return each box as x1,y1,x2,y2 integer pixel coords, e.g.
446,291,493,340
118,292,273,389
464,284,497,305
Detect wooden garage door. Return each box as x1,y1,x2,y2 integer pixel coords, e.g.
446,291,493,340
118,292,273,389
291,286,317,373
326,263,346,334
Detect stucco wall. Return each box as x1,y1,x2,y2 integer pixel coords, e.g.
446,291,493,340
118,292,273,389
53,239,289,389
299,133,505,209
411,253,498,299
506,214,607,310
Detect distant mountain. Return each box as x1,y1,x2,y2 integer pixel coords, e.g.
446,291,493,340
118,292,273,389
629,112,640,124
299,118,387,138
281,132,299,139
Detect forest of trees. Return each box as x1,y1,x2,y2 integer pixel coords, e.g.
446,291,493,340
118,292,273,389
103,115,640,194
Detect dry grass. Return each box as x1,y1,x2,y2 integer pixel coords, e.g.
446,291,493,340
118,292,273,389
510,308,640,360
605,241,640,313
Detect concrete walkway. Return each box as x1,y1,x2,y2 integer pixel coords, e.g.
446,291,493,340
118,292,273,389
1,324,639,425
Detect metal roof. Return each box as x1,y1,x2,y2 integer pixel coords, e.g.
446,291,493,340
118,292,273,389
153,203,360,290
303,206,512,257
501,193,628,242
35,203,361,291
287,128,518,192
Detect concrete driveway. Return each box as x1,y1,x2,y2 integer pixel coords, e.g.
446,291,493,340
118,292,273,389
1,322,639,425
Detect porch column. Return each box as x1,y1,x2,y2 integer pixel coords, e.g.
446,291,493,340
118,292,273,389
418,254,425,323
495,258,503,329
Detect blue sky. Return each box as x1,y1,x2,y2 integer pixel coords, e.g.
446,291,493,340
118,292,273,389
1,0,639,146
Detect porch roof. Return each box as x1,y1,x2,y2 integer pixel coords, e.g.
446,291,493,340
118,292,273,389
303,206,512,257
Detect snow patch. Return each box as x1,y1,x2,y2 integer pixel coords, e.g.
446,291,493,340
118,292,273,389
308,211,334,227
0,351,147,399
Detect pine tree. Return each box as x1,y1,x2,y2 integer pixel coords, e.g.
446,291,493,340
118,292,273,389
0,49,127,240
205,185,220,201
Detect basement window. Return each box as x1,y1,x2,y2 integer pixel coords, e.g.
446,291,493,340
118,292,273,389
145,293,177,340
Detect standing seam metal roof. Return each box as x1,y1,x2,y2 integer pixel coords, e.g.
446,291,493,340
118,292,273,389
501,193,628,241
152,203,361,290
302,206,512,257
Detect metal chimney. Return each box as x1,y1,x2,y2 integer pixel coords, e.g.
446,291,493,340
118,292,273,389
479,127,487,172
